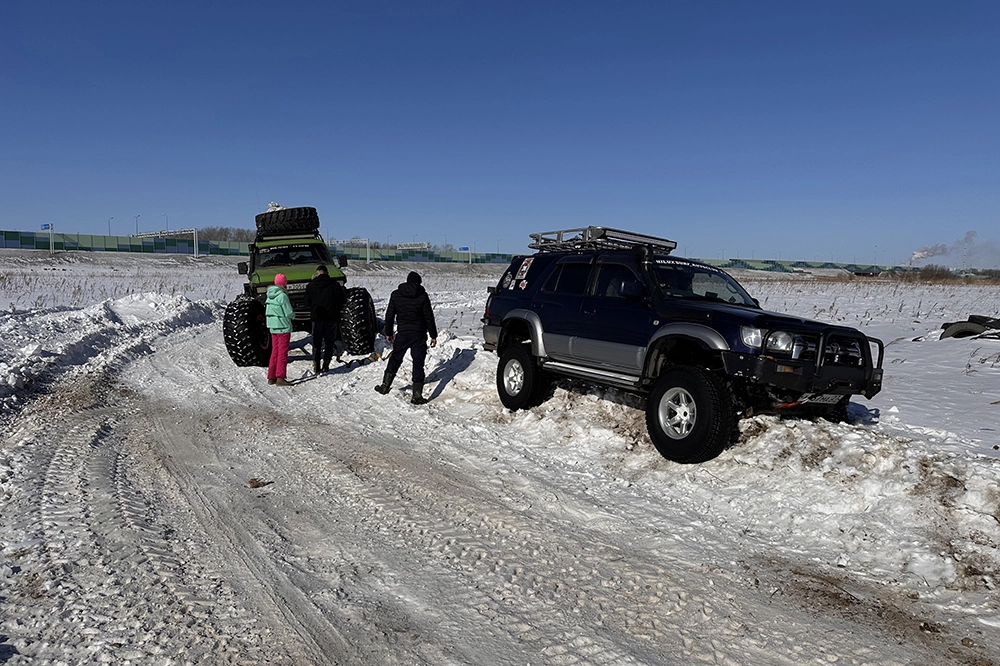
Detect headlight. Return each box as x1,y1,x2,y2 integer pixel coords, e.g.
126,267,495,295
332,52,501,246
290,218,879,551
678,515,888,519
766,331,794,353
740,326,762,349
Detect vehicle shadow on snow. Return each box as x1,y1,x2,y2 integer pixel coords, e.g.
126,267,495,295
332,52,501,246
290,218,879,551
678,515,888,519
538,378,880,429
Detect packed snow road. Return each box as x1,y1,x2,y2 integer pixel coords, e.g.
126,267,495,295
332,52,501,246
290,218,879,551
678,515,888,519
2,255,1000,665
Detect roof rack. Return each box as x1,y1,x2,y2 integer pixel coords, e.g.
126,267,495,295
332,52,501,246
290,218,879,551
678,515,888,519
528,226,678,254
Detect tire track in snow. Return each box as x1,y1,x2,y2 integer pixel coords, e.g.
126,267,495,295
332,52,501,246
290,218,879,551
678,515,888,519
271,419,772,665
112,317,999,665
134,407,360,665
1,381,279,663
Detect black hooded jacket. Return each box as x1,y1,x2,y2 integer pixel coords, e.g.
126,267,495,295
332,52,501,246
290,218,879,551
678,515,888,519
305,273,346,323
384,282,437,338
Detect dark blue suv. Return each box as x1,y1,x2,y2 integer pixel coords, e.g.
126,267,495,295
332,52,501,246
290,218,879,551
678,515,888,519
482,227,884,463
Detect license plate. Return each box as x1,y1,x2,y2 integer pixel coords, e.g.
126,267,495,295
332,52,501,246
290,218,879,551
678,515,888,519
801,393,842,405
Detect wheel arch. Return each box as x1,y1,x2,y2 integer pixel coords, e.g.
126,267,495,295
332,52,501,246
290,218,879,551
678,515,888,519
498,309,547,357
643,325,729,384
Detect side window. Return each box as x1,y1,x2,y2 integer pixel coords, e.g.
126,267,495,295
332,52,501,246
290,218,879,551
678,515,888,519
542,263,592,295
594,264,639,298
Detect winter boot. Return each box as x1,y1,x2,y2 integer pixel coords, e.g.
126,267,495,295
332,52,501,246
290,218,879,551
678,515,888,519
411,382,428,405
374,370,396,395
313,360,321,375
275,377,292,387
321,359,330,373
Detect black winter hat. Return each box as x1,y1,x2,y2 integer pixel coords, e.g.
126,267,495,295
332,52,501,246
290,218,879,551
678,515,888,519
406,271,422,285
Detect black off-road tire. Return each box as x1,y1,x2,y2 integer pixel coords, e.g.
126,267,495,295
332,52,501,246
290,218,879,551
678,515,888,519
341,287,377,355
497,343,548,410
223,295,271,367
254,206,320,234
941,322,987,339
968,315,1000,328
645,367,737,463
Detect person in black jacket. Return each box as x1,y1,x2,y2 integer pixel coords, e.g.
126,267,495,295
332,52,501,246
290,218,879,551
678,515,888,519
305,265,346,374
375,271,438,404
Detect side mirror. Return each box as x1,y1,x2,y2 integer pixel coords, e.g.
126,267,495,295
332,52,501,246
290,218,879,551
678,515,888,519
338,254,348,268
237,261,248,275
620,280,644,299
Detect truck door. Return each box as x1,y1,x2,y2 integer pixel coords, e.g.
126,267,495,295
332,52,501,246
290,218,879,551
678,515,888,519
574,261,652,373
532,257,593,361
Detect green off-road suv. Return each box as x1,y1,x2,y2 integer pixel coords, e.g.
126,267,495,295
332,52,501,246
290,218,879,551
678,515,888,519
482,227,884,463
222,204,378,367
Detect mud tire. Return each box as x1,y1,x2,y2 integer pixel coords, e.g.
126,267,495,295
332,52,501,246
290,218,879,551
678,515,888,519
645,367,737,463
341,287,377,355
941,322,987,339
254,207,320,234
223,295,271,367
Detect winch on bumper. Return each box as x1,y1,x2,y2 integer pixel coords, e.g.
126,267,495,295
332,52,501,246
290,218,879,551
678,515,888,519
722,328,884,402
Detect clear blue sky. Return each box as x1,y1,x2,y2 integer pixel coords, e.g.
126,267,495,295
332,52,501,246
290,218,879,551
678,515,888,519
3,1,999,266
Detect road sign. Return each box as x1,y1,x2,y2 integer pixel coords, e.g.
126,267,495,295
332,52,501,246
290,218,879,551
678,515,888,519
41,223,51,230
458,246,469,252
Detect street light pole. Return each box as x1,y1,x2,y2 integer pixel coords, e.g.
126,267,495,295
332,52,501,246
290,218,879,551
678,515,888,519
162,213,168,231
108,216,113,235
496,239,501,253
134,214,140,235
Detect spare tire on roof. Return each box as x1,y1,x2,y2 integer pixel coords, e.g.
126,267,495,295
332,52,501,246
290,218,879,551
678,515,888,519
254,206,320,234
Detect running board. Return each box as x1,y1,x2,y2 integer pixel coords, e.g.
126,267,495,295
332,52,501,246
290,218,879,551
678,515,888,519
540,361,642,389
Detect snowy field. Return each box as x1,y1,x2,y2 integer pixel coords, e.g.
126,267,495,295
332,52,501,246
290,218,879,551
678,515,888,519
1,249,999,665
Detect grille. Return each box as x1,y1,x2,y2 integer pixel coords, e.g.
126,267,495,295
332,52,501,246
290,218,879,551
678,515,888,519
791,334,864,367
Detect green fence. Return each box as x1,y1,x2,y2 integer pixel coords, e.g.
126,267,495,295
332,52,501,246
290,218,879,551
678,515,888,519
2,230,911,272
1,230,245,255
0,230,513,263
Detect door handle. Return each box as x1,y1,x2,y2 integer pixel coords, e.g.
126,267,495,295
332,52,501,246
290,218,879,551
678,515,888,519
583,308,596,315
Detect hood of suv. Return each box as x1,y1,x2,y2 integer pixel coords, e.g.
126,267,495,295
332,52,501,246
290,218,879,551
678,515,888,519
662,298,868,353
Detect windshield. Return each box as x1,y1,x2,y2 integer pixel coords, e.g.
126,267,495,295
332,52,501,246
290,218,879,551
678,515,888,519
653,261,757,306
257,243,332,268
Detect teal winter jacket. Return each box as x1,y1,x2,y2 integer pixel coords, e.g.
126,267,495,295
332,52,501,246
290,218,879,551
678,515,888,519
265,285,294,333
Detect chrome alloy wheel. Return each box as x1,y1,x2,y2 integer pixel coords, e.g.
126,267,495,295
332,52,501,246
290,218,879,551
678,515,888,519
658,387,697,439
502,358,525,397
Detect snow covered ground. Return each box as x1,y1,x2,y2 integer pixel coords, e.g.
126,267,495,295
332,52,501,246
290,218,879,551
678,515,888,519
1,249,999,665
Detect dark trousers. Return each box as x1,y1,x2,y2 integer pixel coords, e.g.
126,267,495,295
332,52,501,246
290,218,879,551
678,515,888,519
312,320,339,363
385,331,427,384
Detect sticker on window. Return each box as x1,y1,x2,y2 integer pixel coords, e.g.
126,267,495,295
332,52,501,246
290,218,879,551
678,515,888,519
502,272,513,290
518,280,528,290
514,257,534,280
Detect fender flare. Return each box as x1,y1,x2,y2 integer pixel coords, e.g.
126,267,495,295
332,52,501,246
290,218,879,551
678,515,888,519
501,309,548,358
643,323,731,378
648,322,731,351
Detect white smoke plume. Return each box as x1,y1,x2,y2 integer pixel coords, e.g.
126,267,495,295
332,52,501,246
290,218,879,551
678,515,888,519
909,231,1000,269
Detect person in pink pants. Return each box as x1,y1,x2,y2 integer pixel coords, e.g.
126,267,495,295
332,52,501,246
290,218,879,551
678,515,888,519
265,273,294,386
